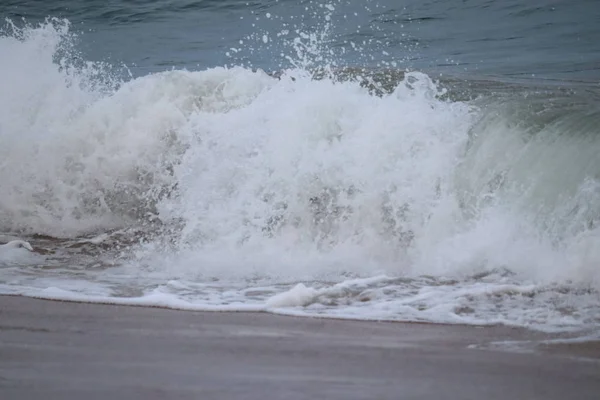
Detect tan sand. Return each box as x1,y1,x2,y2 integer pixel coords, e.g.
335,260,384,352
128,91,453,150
0,295,598,400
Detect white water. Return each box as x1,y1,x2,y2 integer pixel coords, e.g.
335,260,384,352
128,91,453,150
1,21,599,334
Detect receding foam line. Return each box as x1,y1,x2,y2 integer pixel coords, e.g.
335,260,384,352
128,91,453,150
21,288,266,313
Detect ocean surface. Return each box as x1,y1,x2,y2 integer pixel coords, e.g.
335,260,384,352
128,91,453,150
1,0,599,335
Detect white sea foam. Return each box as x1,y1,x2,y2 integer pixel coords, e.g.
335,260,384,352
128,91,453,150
0,20,599,334
0,240,42,267
266,283,319,308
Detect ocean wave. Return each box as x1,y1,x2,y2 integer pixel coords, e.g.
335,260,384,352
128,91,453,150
1,20,599,333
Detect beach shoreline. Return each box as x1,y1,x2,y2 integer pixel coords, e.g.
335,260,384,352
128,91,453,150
0,295,598,399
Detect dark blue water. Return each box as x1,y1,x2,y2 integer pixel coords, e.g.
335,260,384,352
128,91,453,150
3,0,600,81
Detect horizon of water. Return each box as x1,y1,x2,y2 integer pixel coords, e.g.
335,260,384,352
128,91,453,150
1,0,599,336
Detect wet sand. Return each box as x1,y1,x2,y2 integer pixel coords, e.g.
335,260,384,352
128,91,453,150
0,296,598,400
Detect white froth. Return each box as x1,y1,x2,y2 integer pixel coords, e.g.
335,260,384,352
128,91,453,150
266,283,318,307
0,240,40,266
0,240,33,251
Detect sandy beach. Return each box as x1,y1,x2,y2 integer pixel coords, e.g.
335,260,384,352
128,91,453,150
0,295,598,400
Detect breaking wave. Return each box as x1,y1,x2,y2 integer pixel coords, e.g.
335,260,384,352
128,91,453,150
1,20,599,333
